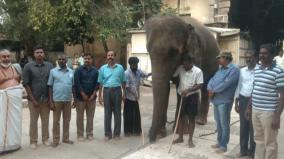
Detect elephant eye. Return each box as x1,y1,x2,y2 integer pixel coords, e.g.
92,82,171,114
168,47,179,57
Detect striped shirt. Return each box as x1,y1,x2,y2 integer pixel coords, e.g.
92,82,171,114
252,63,284,111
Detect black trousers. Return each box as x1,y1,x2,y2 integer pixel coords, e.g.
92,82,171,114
123,99,141,135
239,95,255,155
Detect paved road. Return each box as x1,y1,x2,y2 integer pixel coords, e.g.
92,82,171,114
2,85,284,159
1,86,177,159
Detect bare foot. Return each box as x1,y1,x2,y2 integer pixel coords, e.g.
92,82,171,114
196,118,207,125
188,141,195,148
173,138,183,144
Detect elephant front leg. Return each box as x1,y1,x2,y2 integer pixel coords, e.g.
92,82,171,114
149,79,170,142
149,107,163,142
149,104,168,142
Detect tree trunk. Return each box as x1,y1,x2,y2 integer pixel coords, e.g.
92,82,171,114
101,38,109,54
81,40,85,53
24,39,35,58
119,40,127,68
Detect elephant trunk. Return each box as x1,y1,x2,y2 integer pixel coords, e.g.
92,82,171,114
149,70,171,142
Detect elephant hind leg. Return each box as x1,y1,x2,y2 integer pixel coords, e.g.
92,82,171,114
196,87,209,125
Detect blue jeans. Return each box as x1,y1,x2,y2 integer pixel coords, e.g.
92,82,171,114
214,102,233,151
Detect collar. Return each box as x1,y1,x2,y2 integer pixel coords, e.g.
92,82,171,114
260,61,276,70
83,65,94,70
185,65,195,72
107,63,118,68
32,61,45,66
245,64,259,71
220,63,232,69
57,67,69,72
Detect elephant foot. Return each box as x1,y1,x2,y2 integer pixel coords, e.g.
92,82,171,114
157,128,167,139
149,127,157,142
196,117,207,125
188,141,195,148
149,127,167,142
173,138,183,144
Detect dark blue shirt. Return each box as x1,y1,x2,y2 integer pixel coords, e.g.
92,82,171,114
74,65,99,101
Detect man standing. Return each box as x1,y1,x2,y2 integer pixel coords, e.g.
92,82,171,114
74,53,98,141
98,50,126,141
0,49,23,153
48,54,74,147
246,44,284,159
234,51,257,157
273,50,284,69
124,57,151,136
207,51,240,153
172,55,203,148
23,46,53,149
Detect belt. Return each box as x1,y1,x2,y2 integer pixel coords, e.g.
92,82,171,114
104,86,121,90
240,94,250,99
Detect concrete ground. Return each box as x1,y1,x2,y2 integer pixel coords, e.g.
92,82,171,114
1,85,284,159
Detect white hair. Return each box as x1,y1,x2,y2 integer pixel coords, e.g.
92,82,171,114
0,49,11,54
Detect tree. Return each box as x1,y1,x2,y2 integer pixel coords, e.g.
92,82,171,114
130,0,177,28
61,0,94,52
94,0,132,53
28,0,64,51
0,0,38,56
29,0,94,53
0,0,95,57
0,0,176,59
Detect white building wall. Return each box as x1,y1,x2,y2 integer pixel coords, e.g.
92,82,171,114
163,0,211,24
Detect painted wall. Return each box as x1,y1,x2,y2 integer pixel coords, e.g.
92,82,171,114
163,0,211,23
64,38,126,68
128,31,151,80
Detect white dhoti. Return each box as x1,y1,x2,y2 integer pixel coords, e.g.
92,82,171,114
0,85,23,153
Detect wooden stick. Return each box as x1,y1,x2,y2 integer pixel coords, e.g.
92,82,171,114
135,87,145,146
138,100,145,145
168,98,183,153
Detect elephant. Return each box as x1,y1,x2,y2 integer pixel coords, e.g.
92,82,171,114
145,16,220,142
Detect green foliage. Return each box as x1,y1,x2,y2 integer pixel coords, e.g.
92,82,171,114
28,0,64,51
130,0,177,27
28,0,94,46
0,0,31,41
94,0,132,42
0,0,176,54
61,0,94,45
29,0,59,32
0,0,39,54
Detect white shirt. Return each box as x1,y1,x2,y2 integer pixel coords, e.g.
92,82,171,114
173,65,203,96
274,56,284,69
234,65,257,98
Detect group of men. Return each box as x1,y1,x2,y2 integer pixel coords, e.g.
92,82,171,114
210,44,284,159
172,43,284,159
1,43,284,159
0,46,149,153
